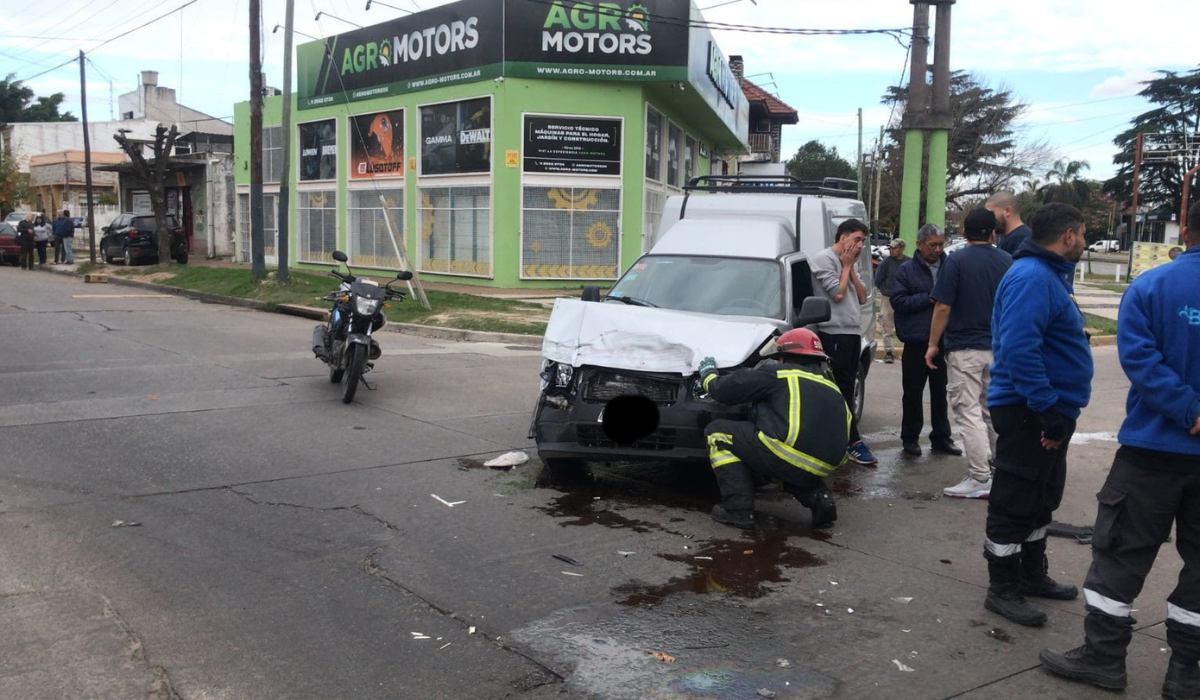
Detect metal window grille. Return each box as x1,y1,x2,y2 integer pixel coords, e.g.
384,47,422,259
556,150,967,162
237,192,249,262
418,185,491,276
264,126,283,184
522,186,619,279
643,185,665,253
298,190,338,263
237,192,279,260
348,188,403,270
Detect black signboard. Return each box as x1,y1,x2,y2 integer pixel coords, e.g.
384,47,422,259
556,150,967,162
523,116,622,176
299,119,338,181
420,97,492,175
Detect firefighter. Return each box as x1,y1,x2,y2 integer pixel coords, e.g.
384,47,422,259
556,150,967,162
699,328,851,530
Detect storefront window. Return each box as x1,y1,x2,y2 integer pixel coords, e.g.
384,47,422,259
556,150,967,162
264,126,283,183
418,186,491,276
348,189,403,270
237,192,249,262
522,186,620,280
299,119,338,182
349,110,404,180
645,109,662,182
684,135,696,185
419,98,491,176
298,190,338,263
666,122,682,188
643,185,665,253
237,192,280,260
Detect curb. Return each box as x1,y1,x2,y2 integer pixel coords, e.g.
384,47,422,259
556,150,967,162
47,264,545,348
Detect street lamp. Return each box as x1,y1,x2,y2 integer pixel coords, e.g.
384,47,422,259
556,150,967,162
365,0,414,13
314,11,362,28
699,0,756,10
272,24,318,40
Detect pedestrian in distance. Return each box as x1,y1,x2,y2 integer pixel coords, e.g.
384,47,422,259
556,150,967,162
699,328,851,530
926,208,1013,499
889,223,962,458
982,202,1092,628
32,214,50,266
1040,200,1200,697
809,218,878,466
17,213,36,270
987,191,1032,255
52,210,68,264
873,238,908,364
54,209,75,265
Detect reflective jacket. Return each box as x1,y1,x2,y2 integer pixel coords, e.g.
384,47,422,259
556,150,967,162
703,363,851,477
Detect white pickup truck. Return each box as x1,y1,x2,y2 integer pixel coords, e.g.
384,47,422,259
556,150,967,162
530,176,878,475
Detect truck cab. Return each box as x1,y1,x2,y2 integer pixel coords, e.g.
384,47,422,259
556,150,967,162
532,176,877,474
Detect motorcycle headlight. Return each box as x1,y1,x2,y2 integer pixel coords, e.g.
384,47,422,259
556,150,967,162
355,296,382,316
555,363,574,388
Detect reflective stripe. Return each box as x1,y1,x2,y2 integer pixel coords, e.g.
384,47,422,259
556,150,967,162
1025,526,1048,542
707,432,740,470
703,373,717,393
776,368,842,394
1084,589,1132,618
984,539,1022,557
785,375,801,444
711,453,742,468
757,432,839,477
1168,603,1200,628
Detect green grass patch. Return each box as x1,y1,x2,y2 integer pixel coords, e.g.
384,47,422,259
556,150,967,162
110,265,549,336
1083,312,1118,337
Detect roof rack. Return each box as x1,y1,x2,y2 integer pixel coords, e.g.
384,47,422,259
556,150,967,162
683,174,858,198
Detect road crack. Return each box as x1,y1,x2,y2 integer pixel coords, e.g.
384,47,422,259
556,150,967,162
226,487,400,531
100,593,182,700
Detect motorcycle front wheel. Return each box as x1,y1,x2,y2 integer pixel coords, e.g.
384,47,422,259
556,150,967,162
342,343,367,403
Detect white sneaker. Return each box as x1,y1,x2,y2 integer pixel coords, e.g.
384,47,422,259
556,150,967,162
943,476,991,499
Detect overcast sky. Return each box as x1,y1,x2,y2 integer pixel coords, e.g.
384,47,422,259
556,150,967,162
2,0,1192,182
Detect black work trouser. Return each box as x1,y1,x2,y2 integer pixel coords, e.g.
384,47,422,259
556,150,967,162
817,333,861,443
1082,447,1200,663
35,240,47,264
20,247,34,269
900,340,951,444
53,235,64,263
985,404,1075,550
704,419,826,512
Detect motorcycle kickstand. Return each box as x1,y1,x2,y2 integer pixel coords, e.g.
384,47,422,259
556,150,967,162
360,376,377,391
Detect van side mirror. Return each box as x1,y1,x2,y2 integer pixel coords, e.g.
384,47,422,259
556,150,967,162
332,250,348,263
581,285,601,302
793,297,831,327
396,270,413,281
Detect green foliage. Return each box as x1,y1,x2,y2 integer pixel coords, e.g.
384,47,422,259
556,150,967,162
1039,160,1093,208
0,148,32,216
785,140,856,182
0,74,77,126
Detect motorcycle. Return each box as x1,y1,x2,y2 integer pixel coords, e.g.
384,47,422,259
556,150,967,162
312,250,413,403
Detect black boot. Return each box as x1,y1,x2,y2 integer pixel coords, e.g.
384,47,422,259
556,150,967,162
1039,644,1127,690
984,550,1048,627
1164,656,1200,700
711,504,754,530
785,483,837,528
1020,538,1079,600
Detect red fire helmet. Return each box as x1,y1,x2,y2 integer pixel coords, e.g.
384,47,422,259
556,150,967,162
775,328,827,359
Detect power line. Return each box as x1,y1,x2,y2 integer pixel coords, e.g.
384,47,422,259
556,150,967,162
88,0,200,54
16,56,80,84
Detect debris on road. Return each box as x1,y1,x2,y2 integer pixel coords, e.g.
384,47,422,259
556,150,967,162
892,660,915,672
847,608,855,614
757,689,777,698
775,659,791,668
110,520,142,528
892,597,913,604
468,626,476,635
743,550,753,555
648,651,676,663
694,556,713,561
431,494,465,508
411,632,431,640
561,571,584,577
440,643,451,650
484,451,529,468
617,551,636,557
553,554,583,566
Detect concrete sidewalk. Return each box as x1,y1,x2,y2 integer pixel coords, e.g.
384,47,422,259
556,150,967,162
1075,283,1126,321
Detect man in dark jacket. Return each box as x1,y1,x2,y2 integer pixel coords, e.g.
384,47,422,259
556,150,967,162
16,214,36,270
873,238,907,363
982,202,1093,628
700,328,851,530
889,224,961,457
1039,201,1200,696
52,209,75,264
988,191,1032,255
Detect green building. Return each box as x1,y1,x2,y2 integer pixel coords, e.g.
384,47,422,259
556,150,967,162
233,0,749,288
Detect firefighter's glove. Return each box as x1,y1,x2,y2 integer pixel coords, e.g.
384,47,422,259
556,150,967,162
1037,408,1067,442
698,356,717,378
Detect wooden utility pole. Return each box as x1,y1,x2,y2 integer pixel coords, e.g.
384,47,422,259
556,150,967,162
249,0,266,278
277,0,295,282
79,51,98,263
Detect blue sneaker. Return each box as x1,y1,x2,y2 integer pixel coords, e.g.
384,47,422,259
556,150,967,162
847,441,878,466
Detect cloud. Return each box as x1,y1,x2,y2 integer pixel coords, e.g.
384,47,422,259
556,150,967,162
1090,69,1158,98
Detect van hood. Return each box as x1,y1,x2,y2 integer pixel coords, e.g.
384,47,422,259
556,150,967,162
542,299,783,375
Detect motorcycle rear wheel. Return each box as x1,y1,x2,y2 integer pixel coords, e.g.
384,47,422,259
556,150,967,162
342,343,367,403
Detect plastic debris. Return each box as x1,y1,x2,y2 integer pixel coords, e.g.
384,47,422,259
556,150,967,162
440,642,452,650
553,554,583,566
743,550,754,555
694,556,713,561
824,610,832,616
830,581,839,586
648,651,676,663
902,629,912,633
561,571,584,577
892,597,913,604
110,520,142,528
757,689,777,698
431,494,465,508
484,451,529,469
618,551,636,557
468,627,476,635
411,632,431,640
892,660,915,673
847,608,855,614
775,659,792,668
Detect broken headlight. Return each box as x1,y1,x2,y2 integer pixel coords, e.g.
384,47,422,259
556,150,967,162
540,361,575,389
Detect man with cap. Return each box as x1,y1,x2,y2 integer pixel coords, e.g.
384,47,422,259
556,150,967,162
874,238,908,364
926,208,1013,499
699,328,852,530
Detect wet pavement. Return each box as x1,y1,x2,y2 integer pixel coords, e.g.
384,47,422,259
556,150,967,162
1,267,1182,698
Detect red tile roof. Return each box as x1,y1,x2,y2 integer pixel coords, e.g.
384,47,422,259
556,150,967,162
739,77,799,124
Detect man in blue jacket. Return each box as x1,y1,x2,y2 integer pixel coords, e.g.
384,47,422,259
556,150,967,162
983,202,1093,628
1040,201,1200,696
890,224,961,457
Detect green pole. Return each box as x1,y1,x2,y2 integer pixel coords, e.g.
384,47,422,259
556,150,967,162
926,129,949,230
899,129,925,247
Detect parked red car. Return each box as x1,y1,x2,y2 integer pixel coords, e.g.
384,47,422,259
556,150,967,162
0,222,20,265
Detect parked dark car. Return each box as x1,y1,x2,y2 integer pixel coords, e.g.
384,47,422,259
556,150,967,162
0,222,20,265
100,213,188,265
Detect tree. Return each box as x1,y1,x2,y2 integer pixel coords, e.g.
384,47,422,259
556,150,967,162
1104,66,1200,216
0,147,32,217
114,124,180,264
785,140,857,182
0,74,77,126
1039,159,1093,209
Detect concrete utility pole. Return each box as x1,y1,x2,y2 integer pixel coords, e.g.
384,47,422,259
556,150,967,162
856,107,863,199
79,51,98,264
898,1,954,246
873,125,884,232
277,0,295,283
249,0,266,278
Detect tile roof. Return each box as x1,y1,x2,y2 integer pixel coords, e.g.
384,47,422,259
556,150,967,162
739,77,799,124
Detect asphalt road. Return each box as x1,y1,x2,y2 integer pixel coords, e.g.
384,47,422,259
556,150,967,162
0,267,1182,699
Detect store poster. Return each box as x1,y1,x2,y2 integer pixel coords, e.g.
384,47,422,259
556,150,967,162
299,119,338,181
350,110,405,179
420,98,491,175
1130,241,1185,278
523,115,621,176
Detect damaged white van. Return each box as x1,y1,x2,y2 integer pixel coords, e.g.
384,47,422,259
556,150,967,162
531,176,877,474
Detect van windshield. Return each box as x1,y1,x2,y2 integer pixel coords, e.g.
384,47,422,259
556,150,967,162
606,256,782,319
